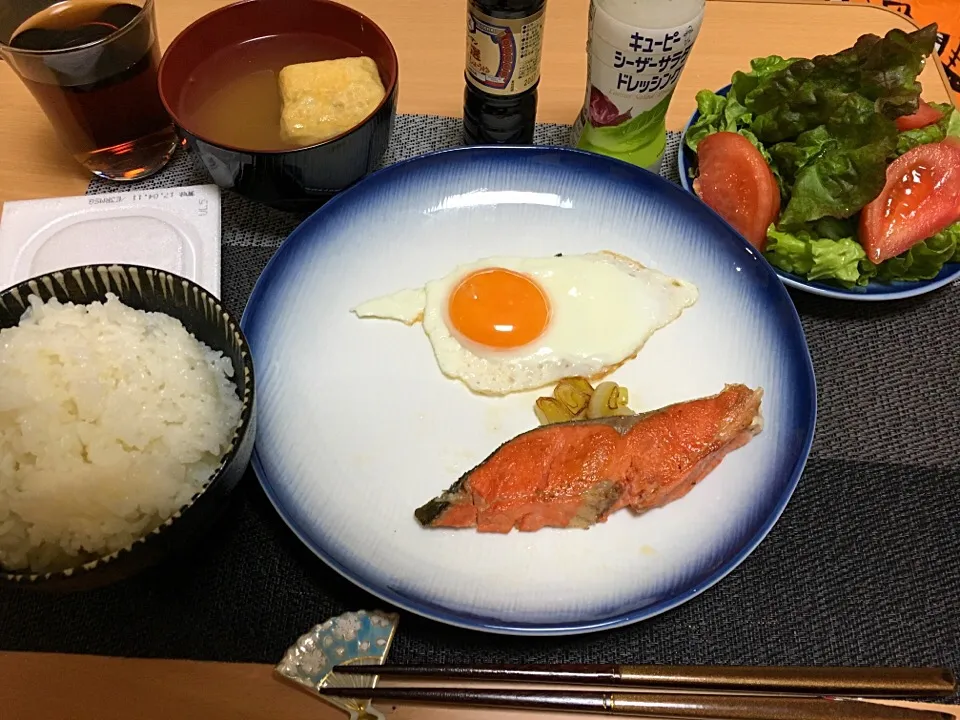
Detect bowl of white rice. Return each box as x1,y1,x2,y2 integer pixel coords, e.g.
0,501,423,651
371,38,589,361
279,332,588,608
0,264,255,590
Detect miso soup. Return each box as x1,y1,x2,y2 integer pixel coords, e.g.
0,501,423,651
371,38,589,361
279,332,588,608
177,33,363,151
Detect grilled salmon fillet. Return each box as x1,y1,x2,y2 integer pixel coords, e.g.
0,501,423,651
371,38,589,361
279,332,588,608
415,384,763,533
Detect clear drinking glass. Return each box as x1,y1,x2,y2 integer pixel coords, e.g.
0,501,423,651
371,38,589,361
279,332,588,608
0,0,178,181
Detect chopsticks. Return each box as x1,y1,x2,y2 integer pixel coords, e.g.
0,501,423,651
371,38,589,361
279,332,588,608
332,663,957,697
317,687,952,720
322,664,958,720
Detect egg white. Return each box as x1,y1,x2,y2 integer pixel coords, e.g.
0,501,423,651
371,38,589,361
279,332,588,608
352,251,698,395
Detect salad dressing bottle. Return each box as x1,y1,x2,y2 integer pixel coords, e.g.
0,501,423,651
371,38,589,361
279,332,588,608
571,0,705,171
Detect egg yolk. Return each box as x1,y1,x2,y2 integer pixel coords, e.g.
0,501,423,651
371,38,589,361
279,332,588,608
447,268,550,349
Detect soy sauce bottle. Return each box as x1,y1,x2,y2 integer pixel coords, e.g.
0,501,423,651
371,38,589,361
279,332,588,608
463,0,547,145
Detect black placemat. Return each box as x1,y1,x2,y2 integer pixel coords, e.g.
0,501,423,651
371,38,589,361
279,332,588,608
2,114,958,689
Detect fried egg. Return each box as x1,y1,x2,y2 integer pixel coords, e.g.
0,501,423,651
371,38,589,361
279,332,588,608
352,251,698,395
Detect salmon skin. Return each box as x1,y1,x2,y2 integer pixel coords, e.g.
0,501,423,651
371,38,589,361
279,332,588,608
415,384,763,533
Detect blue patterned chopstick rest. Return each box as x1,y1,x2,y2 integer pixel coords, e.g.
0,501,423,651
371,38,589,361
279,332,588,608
275,609,400,720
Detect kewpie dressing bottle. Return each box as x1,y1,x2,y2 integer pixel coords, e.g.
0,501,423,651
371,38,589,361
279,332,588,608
570,0,705,172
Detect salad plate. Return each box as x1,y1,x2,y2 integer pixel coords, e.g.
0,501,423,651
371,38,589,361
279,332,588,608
677,25,960,302
241,146,816,636
679,88,960,301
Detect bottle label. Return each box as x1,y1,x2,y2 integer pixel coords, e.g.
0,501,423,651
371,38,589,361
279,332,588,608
571,1,704,171
465,4,546,96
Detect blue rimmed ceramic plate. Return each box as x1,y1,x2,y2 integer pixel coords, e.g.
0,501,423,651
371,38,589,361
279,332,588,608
241,146,816,636
678,84,960,302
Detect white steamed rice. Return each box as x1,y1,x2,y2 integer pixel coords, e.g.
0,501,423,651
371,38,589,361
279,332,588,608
0,293,242,574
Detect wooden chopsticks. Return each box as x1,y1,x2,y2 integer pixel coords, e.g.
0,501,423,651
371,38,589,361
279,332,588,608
318,687,952,720
322,664,958,720
332,663,957,697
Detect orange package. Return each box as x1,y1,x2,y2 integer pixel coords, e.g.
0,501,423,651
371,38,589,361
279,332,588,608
828,0,960,101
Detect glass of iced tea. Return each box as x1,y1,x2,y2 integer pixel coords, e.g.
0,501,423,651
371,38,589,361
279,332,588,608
0,0,178,181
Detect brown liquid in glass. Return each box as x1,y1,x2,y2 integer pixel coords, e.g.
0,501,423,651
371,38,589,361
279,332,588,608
9,1,177,180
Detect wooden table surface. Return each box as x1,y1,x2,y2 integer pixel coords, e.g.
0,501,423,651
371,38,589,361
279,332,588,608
0,1,956,718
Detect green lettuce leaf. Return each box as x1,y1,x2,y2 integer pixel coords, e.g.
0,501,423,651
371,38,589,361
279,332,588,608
743,24,938,144
896,102,960,155
685,55,797,153
838,23,937,117
896,120,949,154
769,126,836,188
722,91,752,131
947,107,960,139
778,132,896,228
684,90,735,151
730,55,799,104
765,225,868,287
765,94,893,197
810,216,857,240
764,221,960,287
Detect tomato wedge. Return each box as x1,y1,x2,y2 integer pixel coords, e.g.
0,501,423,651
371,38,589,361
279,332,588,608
895,100,944,132
859,141,960,264
694,132,780,251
